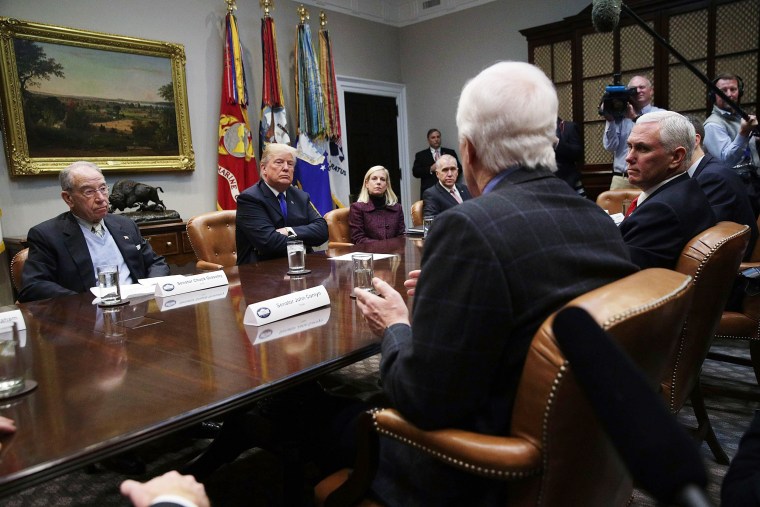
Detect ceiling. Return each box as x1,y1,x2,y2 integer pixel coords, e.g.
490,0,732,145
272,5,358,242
294,0,498,27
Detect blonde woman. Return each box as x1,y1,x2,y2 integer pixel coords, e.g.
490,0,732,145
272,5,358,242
349,166,406,244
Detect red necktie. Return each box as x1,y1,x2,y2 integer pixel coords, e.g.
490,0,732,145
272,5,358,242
624,197,638,217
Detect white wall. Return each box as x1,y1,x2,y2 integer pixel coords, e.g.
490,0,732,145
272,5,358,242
0,0,585,236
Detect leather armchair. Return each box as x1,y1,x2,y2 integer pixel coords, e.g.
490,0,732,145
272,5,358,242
316,268,695,507
410,200,423,227
186,210,237,270
663,221,749,465
324,208,353,247
11,247,28,291
595,189,642,215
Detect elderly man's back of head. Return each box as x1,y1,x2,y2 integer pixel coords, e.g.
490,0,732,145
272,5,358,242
456,61,558,173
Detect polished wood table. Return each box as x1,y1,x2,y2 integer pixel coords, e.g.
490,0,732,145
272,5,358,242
0,236,423,497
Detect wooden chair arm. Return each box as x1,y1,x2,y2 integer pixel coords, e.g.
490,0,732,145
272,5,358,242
196,260,224,271
328,241,354,248
739,261,760,272
373,408,542,479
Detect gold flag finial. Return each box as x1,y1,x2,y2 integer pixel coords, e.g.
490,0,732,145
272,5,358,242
320,11,328,28
297,4,310,24
225,0,236,14
260,0,273,17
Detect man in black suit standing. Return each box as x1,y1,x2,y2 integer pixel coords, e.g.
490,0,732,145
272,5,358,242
412,128,462,199
235,143,328,264
354,61,638,506
619,111,716,269
19,161,169,303
686,114,758,259
422,153,471,217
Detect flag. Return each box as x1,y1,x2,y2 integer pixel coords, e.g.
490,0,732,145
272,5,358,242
319,25,349,208
293,21,331,216
259,15,290,155
217,12,258,211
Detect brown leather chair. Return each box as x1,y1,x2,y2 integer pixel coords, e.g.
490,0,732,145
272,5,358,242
11,248,29,291
663,221,749,465
411,200,423,227
186,210,237,270
324,208,353,247
709,213,760,384
595,189,642,215
316,268,695,507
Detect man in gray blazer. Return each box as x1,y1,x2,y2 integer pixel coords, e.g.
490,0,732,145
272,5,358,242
422,153,472,217
355,61,638,506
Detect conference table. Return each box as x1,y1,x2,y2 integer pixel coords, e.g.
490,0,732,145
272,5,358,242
0,235,423,497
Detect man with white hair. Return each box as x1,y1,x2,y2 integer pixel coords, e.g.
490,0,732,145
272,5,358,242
236,143,328,264
421,153,471,217
354,61,637,505
619,111,716,269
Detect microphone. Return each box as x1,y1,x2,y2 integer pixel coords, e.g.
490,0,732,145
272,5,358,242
553,306,711,507
591,0,622,33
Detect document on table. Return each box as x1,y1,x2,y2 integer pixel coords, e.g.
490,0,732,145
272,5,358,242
328,252,399,261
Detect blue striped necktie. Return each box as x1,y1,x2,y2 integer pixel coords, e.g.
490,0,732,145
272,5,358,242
278,193,288,221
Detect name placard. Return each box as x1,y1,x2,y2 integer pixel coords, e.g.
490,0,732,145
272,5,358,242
154,271,229,297
0,309,26,331
246,307,331,344
244,285,330,326
156,285,230,311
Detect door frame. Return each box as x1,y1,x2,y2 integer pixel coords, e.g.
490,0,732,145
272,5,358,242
336,76,411,226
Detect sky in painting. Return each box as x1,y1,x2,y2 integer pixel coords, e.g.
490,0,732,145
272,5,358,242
29,41,172,103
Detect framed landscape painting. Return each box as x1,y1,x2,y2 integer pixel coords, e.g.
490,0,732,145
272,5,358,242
0,17,194,176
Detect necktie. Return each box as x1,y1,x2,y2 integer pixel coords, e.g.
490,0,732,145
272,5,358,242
434,150,440,161
91,224,104,238
450,188,463,204
278,193,288,221
624,197,638,217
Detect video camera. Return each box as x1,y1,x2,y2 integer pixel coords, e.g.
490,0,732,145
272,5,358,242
599,73,636,120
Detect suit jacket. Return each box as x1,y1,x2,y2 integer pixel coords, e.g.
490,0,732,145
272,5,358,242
422,182,472,217
722,409,760,506
373,167,638,506
692,154,758,259
235,180,328,264
411,147,461,199
18,212,169,303
619,173,717,270
348,201,406,244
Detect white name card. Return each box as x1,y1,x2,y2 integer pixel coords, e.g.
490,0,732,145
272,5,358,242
246,307,331,344
244,285,330,326
0,309,26,331
156,285,230,311
154,271,229,297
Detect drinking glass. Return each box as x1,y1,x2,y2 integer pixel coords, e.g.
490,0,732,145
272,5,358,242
287,240,306,273
97,265,122,305
352,253,375,296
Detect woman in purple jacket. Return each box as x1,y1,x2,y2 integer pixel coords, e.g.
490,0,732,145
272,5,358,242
349,166,406,244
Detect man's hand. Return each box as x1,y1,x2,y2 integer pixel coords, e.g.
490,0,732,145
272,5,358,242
276,227,289,236
120,471,210,507
403,270,421,296
0,416,16,451
355,277,410,336
624,103,639,121
740,114,758,137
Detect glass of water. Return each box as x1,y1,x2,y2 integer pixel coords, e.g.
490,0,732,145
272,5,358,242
97,265,122,305
423,216,435,238
0,323,25,398
287,240,306,273
352,253,375,297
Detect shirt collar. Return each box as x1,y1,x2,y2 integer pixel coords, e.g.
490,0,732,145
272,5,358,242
73,214,102,231
482,165,521,195
687,155,704,177
265,181,286,198
638,171,685,205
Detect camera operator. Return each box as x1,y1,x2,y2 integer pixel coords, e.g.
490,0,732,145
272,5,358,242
602,75,664,190
703,73,760,207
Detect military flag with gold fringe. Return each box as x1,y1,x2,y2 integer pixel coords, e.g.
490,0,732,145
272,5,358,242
259,14,290,154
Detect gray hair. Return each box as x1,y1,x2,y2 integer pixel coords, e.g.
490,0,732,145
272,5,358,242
59,161,102,191
637,111,695,170
434,154,458,172
456,61,558,174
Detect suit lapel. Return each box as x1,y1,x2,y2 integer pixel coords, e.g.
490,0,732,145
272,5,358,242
259,181,285,219
692,155,711,179
63,213,96,287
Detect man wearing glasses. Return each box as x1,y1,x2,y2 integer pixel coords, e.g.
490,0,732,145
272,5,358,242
422,154,472,218
17,160,169,303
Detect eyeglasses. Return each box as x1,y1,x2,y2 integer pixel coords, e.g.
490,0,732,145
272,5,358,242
79,185,109,198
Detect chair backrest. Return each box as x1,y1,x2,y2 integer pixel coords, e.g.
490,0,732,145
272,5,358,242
747,213,760,262
510,268,694,506
11,248,29,291
595,189,642,215
186,210,237,269
662,221,749,412
324,208,352,247
411,200,424,227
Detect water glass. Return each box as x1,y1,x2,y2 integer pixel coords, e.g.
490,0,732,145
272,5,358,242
352,253,375,295
0,323,25,398
97,265,122,305
287,240,306,273
423,216,435,238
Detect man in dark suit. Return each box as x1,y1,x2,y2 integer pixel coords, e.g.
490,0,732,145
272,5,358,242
619,111,717,270
18,161,169,303
686,114,758,259
235,143,328,264
422,153,471,217
354,61,638,506
411,128,462,199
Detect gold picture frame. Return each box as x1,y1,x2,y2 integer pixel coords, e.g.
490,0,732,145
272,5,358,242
0,17,194,176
